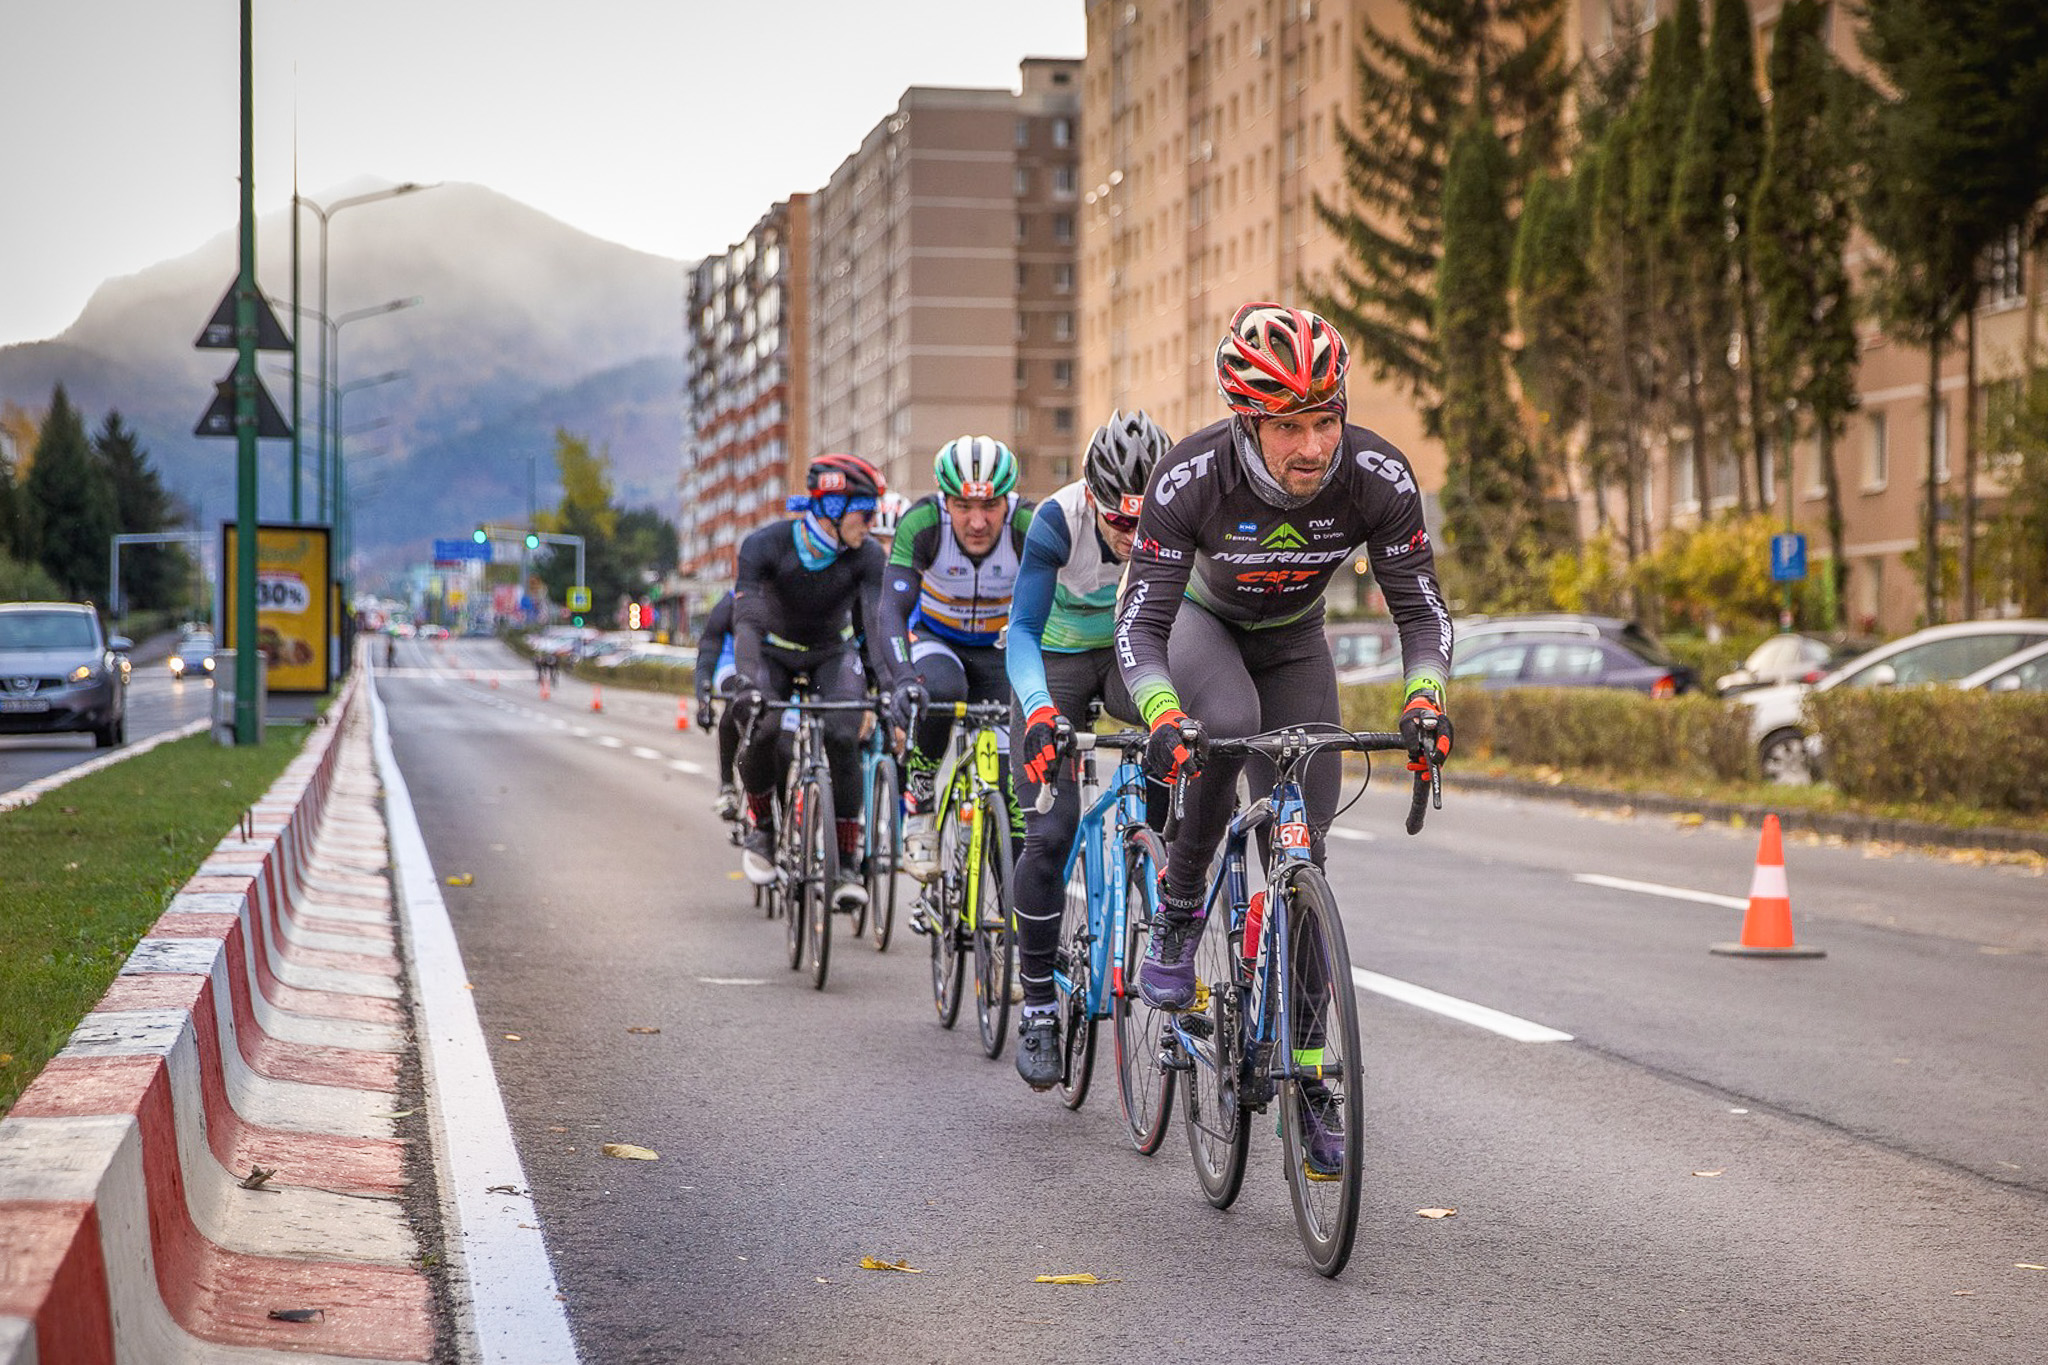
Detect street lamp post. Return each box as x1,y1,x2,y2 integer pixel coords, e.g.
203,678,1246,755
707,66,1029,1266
334,369,408,573
291,183,432,520
326,298,419,520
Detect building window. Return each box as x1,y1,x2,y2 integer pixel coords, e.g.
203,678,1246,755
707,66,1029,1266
1054,263,1074,294
1932,399,1949,481
1985,224,2025,306
1017,213,1029,244
1054,165,1077,196
1053,312,1074,341
1052,408,1075,434
1052,359,1073,388
1054,213,1074,243
1015,405,1031,435
1016,312,1030,341
1016,118,1030,148
1015,167,1031,196
1053,117,1073,148
1016,359,1028,389
1865,411,1888,490
1673,437,1698,511
1051,456,1074,480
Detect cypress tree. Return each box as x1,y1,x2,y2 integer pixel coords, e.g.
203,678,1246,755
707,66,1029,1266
1511,168,1592,543
23,386,117,601
1307,0,1570,432
95,410,186,612
1752,0,1860,625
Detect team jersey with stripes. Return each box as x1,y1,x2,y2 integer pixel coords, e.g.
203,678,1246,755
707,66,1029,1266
1006,481,1125,719
880,493,1035,656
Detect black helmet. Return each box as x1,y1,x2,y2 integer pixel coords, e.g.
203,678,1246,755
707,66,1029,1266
1084,409,1173,516
805,452,884,501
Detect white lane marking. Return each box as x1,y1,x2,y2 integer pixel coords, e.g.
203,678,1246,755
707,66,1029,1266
0,717,209,812
595,735,623,749
698,977,769,986
570,725,592,737
1353,968,1573,1043
630,746,663,761
369,681,581,1363
1328,826,1375,842
1573,873,1746,911
668,759,706,775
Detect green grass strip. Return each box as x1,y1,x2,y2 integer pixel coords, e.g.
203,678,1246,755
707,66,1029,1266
0,726,311,1114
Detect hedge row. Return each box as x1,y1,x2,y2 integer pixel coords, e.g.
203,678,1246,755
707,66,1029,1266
1809,689,2048,813
1337,682,1753,783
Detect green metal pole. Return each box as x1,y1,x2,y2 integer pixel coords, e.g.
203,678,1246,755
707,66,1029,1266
233,0,259,744
289,148,301,522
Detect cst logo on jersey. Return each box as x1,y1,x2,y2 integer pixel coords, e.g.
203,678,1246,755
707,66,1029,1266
1152,451,1216,507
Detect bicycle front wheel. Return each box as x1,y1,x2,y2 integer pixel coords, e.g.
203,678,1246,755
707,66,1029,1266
972,791,1016,1060
802,775,836,991
1276,866,1365,1278
928,789,968,1028
1053,835,1098,1111
783,781,810,972
865,756,900,951
1180,900,1249,1210
1113,827,1174,1154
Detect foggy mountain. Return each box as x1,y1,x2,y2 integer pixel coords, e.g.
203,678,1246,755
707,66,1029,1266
0,181,688,571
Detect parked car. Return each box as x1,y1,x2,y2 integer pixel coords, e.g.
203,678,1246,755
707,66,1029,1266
1337,612,1679,686
168,631,216,680
1739,619,2048,782
1957,639,2048,694
0,602,132,747
1449,632,1698,696
1715,632,1872,696
1327,618,1399,681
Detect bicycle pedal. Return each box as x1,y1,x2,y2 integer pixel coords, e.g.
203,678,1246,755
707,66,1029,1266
1301,1162,1343,1184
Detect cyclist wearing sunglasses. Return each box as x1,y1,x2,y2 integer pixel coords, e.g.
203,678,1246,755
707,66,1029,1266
879,436,1037,881
729,452,894,912
1114,304,1455,1018
1005,409,1173,1089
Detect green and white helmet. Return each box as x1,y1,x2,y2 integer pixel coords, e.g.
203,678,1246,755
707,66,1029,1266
933,435,1018,500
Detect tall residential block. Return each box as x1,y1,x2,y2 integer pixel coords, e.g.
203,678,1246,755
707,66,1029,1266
681,196,810,587
810,59,1083,500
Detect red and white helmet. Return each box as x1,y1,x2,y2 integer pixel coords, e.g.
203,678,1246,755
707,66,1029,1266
1214,303,1350,418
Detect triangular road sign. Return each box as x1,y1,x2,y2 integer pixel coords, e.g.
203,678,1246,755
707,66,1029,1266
195,283,294,351
194,367,292,439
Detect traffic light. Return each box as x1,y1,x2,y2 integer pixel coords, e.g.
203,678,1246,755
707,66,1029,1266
571,614,584,627
626,602,643,630
472,527,488,544
524,532,540,550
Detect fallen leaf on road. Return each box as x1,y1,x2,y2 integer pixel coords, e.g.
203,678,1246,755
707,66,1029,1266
627,1026,661,1034
860,1257,923,1273
1692,1170,1725,1178
1417,1208,1457,1219
1035,1273,1118,1285
445,874,474,886
602,1143,659,1161
379,1109,416,1119
486,1184,526,1195
2018,1263,2046,1271
816,1277,830,1284
503,1034,523,1041
548,1126,568,1133
1954,1290,1975,1296
238,1166,276,1190
267,1309,324,1323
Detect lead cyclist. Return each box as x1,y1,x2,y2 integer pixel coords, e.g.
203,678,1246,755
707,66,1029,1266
1113,302,1456,1173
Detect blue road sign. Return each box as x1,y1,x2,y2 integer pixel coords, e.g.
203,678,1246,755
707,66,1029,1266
433,538,492,563
1771,533,1807,583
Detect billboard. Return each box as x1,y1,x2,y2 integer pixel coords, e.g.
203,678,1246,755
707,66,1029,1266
219,522,333,694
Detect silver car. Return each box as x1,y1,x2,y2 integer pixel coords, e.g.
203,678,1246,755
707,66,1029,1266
0,602,133,747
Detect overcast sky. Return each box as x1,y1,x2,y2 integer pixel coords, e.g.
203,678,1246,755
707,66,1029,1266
0,1,1087,348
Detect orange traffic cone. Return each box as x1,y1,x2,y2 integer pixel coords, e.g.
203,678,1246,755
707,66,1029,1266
1711,814,1824,958
590,685,604,714
675,696,690,731
489,676,499,689
540,680,551,701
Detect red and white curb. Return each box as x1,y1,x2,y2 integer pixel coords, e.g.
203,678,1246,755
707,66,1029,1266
0,676,436,1363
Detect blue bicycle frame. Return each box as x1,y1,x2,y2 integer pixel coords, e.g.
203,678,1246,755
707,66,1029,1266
1050,733,1151,1023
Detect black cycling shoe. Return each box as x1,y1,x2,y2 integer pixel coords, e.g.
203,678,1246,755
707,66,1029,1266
1015,1014,1061,1091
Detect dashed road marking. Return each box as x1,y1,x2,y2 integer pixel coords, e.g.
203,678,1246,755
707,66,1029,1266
1353,968,1573,1043
1572,873,1746,911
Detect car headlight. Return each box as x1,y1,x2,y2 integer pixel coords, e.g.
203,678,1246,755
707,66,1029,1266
203,657,215,671
70,664,95,683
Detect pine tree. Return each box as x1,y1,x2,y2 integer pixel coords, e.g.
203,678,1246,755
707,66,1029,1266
94,410,186,612
1670,0,1767,511
1752,0,1860,625
1510,168,1592,543
23,386,117,601
1439,112,1556,607
1307,0,1570,432
1859,0,2048,621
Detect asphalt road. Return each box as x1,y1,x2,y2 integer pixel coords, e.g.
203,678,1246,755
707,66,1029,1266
385,637,2048,1364
0,640,216,795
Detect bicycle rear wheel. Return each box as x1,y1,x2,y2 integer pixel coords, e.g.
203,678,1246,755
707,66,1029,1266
1180,899,1249,1209
972,792,1016,1059
1113,828,1174,1154
1276,866,1364,1277
783,780,809,972
928,789,968,1028
1053,835,1098,1110
865,756,900,951
802,775,836,991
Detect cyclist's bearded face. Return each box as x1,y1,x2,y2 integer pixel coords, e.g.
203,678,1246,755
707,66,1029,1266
1255,411,1343,497
830,508,871,549
946,494,1006,556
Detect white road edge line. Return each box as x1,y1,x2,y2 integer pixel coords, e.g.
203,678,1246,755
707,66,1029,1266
0,716,209,812
1572,872,1747,911
369,678,581,1365
1328,826,1374,842
1353,968,1574,1043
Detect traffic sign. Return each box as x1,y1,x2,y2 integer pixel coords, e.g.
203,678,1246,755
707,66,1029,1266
432,538,492,562
1771,533,1807,583
195,283,294,351
568,585,592,611
195,368,291,439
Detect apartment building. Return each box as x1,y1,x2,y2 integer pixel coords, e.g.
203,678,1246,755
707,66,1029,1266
680,196,811,588
809,59,1083,501
1083,0,2042,631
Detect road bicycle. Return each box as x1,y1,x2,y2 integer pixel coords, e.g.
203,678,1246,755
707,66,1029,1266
1037,722,1176,1151
908,699,1017,1057
1158,721,1441,1277
746,695,878,991
856,710,902,951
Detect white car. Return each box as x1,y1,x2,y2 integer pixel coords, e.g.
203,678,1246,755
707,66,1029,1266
1740,619,2048,782
1958,639,2048,694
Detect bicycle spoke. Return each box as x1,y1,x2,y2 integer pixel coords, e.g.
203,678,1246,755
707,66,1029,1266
1114,828,1175,1155
1277,868,1364,1277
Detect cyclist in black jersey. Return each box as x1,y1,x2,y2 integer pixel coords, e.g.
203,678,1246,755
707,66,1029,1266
693,590,742,821
877,436,1036,880
729,453,893,912
1114,304,1455,1164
